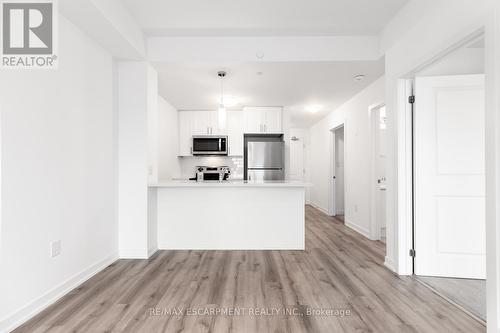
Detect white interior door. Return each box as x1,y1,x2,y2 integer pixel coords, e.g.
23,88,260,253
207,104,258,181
414,74,486,278
375,107,387,239
334,127,344,215
289,130,305,180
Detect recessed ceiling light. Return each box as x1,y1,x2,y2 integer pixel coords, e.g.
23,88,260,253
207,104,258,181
255,52,265,59
354,74,366,81
306,105,322,113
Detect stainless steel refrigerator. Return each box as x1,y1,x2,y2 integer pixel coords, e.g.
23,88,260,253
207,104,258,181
245,140,285,181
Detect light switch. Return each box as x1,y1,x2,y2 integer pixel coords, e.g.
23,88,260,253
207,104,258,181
51,240,61,257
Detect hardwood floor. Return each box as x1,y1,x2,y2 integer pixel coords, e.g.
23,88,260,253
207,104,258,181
14,206,485,333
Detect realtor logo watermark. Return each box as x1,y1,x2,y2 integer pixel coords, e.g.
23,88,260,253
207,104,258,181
1,0,57,69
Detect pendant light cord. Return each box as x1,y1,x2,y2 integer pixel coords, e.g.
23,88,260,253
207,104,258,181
220,75,224,106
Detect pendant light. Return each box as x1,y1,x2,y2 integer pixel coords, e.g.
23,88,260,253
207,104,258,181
217,71,227,129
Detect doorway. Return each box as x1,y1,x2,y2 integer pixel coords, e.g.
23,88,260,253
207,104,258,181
332,125,345,222
370,105,387,242
412,35,486,321
288,129,306,181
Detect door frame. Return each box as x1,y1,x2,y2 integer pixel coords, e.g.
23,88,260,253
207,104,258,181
398,31,486,276
395,28,500,327
369,103,387,240
328,123,345,217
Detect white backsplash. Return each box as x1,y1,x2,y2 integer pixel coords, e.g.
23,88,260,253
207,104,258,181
178,156,244,180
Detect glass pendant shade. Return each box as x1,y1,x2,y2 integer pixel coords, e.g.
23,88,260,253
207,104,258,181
217,103,227,129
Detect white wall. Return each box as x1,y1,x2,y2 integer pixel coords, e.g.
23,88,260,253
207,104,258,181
117,62,158,259
0,16,116,331
380,0,500,330
417,47,484,76
382,0,496,273
308,77,385,238
157,96,181,181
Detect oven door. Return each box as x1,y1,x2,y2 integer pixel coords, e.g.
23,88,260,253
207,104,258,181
192,136,228,155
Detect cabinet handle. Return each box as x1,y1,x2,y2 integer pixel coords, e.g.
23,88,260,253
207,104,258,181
190,147,193,155
264,124,267,132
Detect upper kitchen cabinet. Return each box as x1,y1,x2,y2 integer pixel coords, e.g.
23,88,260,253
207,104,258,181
191,111,226,135
243,107,283,134
178,111,194,156
178,110,240,156
227,111,244,156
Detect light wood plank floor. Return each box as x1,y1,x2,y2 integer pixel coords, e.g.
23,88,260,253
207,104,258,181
14,206,485,333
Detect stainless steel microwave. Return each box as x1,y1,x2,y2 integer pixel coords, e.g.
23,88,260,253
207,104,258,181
192,136,228,155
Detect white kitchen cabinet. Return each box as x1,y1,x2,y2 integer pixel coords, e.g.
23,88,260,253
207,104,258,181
192,111,227,135
243,107,282,133
263,108,282,133
192,111,211,135
178,110,237,156
178,111,194,156
227,111,244,156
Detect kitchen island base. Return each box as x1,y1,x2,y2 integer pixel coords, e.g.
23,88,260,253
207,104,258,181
151,182,305,250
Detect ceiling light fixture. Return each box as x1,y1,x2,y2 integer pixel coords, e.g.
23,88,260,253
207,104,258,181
306,105,322,113
216,95,240,108
353,74,366,81
217,71,227,130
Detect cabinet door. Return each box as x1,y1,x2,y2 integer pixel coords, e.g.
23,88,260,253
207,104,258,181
178,111,193,156
209,111,228,135
191,111,211,135
243,107,264,133
263,108,282,133
227,111,244,156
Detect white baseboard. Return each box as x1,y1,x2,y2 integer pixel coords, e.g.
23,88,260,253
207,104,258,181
384,256,396,272
0,253,118,333
307,201,329,215
119,248,149,259
345,220,373,240
148,247,158,258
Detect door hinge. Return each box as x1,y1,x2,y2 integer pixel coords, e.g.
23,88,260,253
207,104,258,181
409,249,416,257
408,95,415,104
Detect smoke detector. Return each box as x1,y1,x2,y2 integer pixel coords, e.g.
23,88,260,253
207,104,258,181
353,74,366,81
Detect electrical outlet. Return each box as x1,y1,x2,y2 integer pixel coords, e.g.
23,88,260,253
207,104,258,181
51,240,61,257
354,204,358,213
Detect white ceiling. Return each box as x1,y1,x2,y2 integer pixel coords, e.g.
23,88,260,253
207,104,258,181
155,60,384,127
121,0,409,36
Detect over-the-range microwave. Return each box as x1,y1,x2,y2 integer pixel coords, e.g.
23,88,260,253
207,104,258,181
192,135,228,155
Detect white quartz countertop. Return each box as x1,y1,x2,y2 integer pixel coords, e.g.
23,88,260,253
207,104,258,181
149,180,309,188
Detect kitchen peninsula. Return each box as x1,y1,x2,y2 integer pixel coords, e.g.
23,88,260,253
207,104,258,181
148,180,306,250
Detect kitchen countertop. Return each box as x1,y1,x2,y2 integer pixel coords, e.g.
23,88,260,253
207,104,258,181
149,180,309,188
